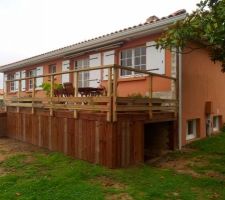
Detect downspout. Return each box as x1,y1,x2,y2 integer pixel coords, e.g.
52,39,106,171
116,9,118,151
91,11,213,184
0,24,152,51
178,51,182,150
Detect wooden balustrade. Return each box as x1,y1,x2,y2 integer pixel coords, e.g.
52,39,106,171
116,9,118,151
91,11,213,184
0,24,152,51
4,65,178,121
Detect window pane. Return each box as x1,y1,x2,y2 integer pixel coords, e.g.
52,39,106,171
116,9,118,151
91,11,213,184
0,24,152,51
188,121,193,135
135,57,140,66
121,51,126,59
76,60,82,69
127,58,132,66
121,69,132,76
83,59,89,68
141,56,146,65
127,49,132,58
141,47,146,55
121,60,126,67
135,47,141,56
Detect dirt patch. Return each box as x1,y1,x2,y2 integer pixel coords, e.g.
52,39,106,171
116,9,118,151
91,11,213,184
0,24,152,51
105,193,133,200
0,154,6,163
204,171,225,181
0,167,8,176
148,149,209,178
158,158,202,178
0,137,47,164
91,176,133,200
92,176,127,190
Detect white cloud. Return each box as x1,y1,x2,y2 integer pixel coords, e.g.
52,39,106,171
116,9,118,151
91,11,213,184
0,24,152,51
0,0,200,88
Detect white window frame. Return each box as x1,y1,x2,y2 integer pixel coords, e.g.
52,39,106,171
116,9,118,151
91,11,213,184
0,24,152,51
213,116,220,132
8,74,15,92
49,64,56,74
27,69,36,90
186,119,198,140
120,46,146,77
75,58,90,87
62,60,70,84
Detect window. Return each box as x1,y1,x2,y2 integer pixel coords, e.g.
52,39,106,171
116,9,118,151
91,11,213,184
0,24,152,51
49,64,56,74
120,47,146,76
75,59,89,87
27,69,36,90
186,119,198,140
8,74,15,92
213,116,220,132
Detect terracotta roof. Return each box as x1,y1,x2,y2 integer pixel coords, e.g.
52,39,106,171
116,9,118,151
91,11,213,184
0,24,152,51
0,9,186,71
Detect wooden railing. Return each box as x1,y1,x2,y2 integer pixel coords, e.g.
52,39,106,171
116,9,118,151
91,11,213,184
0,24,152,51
4,65,178,122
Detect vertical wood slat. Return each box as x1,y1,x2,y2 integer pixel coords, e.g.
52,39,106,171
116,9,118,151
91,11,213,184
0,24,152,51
4,75,7,112
50,75,54,116
107,67,112,122
32,78,35,114
73,72,78,118
17,80,21,113
148,75,153,119
113,66,118,122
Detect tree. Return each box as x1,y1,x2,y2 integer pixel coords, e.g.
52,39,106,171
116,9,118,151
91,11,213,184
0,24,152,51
157,0,225,71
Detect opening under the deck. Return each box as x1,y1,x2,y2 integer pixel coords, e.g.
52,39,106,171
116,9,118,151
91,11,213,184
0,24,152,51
144,121,174,161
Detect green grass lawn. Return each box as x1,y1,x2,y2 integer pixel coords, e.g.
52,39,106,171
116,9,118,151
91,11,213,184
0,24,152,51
0,133,225,200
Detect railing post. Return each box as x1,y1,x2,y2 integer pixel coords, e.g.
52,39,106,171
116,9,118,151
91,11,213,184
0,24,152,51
112,65,118,122
32,77,35,114
17,80,21,113
107,66,112,122
4,75,7,112
73,71,78,118
148,75,153,119
50,75,54,116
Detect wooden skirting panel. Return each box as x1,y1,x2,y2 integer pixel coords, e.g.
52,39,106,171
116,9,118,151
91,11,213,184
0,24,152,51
0,112,7,136
6,109,144,168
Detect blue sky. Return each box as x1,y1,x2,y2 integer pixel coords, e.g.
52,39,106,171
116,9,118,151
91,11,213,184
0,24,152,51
0,0,200,88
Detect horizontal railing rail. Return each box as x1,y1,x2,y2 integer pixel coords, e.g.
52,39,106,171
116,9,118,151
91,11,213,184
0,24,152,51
4,64,178,121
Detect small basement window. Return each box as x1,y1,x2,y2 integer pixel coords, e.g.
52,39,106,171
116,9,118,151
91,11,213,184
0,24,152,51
186,119,198,140
213,116,220,132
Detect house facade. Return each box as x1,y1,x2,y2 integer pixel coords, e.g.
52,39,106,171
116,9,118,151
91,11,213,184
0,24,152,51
0,9,224,166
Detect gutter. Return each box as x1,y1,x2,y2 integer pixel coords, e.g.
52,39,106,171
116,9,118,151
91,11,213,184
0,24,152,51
0,13,186,72
178,51,183,150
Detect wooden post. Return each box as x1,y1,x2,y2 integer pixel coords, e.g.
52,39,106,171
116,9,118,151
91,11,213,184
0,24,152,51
74,71,78,118
50,75,54,116
148,75,153,119
32,77,35,114
107,67,112,122
4,75,7,112
112,66,118,122
17,80,21,113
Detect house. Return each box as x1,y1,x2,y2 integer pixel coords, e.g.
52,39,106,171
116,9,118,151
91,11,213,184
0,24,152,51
0,9,224,167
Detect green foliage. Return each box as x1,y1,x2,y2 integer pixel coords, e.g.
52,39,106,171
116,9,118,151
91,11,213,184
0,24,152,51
189,132,225,154
127,93,148,98
41,82,63,96
220,123,225,132
157,0,225,71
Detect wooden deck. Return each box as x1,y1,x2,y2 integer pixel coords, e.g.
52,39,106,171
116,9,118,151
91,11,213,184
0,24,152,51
2,65,179,168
